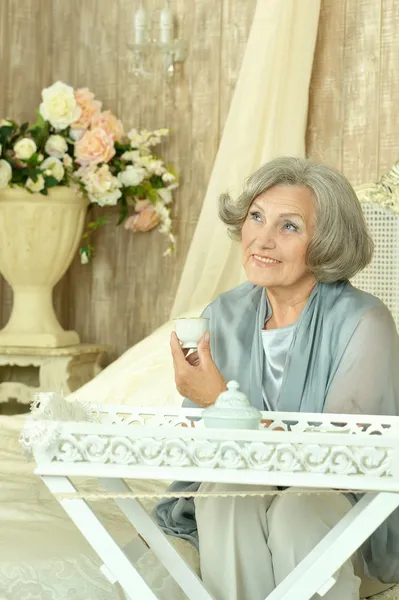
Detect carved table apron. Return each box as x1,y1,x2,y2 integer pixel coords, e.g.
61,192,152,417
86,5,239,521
27,405,399,600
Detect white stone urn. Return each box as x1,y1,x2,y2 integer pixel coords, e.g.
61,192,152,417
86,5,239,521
0,186,89,347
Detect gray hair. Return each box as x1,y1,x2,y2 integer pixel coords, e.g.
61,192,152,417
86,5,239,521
218,156,374,283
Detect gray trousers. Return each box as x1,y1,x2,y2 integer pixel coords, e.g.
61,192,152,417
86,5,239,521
194,483,393,600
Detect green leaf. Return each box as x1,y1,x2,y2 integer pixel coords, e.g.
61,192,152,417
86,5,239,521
117,195,128,225
11,170,24,184
20,122,29,134
24,153,40,167
135,185,146,197
115,142,131,153
87,216,107,231
0,125,14,145
29,115,49,149
150,175,164,189
30,110,46,130
29,170,38,183
40,188,48,195
44,175,58,188
147,188,157,202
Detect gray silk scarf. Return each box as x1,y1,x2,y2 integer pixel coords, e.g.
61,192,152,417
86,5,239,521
154,281,399,583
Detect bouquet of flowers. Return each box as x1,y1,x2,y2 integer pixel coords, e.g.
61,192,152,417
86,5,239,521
0,81,177,262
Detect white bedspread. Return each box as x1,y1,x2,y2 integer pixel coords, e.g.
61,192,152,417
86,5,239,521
0,414,199,600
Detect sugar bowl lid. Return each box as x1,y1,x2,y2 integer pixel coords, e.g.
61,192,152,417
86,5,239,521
203,380,262,421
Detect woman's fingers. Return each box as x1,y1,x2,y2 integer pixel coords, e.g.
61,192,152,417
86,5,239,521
170,331,187,368
186,350,200,366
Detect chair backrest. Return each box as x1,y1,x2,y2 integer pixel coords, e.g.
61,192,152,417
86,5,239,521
351,172,399,330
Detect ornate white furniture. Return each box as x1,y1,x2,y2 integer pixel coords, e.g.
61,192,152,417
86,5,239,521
23,397,399,600
0,344,109,409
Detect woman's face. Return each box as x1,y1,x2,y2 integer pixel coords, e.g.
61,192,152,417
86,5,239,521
241,185,316,291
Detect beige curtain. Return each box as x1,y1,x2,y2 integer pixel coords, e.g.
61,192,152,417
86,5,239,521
69,0,321,406
171,0,321,317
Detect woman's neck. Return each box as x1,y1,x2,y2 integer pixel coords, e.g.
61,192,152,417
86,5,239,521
265,278,317,329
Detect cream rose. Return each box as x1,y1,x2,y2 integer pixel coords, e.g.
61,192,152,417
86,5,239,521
63,154,73,168
74,127,115,166
14,137,37,160
134,198,152,212
92,110,124,142
121,150,140,162
39,81,81,131
45,135,68,158
26,174,45,193
40,157,65,182
117,165,146,187
77,163,121,206
91,188,122,206
157,187,173,205
0,159,12,188
137,155,166,175
162,172,175,184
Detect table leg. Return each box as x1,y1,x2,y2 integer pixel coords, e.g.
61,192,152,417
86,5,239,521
99,477,215,600
41,475,158,600
266,492,399,600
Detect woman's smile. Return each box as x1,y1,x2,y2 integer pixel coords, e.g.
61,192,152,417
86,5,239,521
251,254,282,267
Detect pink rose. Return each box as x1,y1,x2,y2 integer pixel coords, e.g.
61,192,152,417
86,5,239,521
92,110,124,142
71,88,102,132
124,207,161,232
135,199,152,212
74,127,115,166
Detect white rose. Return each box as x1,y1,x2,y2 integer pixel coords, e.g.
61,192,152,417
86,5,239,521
117,165,146,187
39,81,81,131
26,174,45,193
45,135,68,158
40,157,65,182
14,137,37,160
80,249,89,264
0,159,12,188
89,188,122,207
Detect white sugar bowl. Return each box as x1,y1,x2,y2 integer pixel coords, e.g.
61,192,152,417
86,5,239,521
202,380,262,430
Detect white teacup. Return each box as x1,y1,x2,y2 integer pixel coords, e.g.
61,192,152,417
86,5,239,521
174,318,209,349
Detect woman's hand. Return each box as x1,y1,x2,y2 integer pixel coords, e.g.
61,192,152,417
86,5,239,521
170,331,227,407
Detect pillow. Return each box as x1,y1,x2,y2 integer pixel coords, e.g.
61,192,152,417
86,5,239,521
68,317,190,408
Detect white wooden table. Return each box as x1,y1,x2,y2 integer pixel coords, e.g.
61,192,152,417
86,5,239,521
22,399,399,600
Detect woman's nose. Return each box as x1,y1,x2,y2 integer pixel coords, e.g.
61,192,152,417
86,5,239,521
258,226,277,249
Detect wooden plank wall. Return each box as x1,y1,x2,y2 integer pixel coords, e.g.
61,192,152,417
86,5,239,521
1,0,399,359
0,0,256,359
307,0,399,184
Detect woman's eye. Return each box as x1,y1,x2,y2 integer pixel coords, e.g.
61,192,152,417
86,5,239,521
283,221,299,232
249,211,262,222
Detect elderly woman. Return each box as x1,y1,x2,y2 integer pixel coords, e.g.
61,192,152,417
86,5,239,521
156,157,399,600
